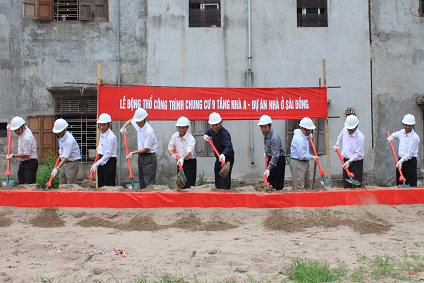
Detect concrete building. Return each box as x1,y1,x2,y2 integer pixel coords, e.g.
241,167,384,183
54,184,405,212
0,0,422,187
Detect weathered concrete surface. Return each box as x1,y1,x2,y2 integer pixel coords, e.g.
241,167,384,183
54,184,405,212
2,0,421,187
371,0,424,185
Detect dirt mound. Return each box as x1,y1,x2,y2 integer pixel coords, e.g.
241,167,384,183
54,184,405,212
30,207,66,228
263,208,392,234
0,217,12,227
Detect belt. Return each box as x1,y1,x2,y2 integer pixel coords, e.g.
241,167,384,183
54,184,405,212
67,159,79,162
293,158,308,162
20,159,37,164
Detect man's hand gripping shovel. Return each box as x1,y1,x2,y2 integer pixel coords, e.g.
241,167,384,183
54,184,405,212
45,154,60,190
89,153,100,181
387,131,411,188
123,132,140,189
308,136,332,186
206,137,230,178
335,149,361,185
173,150,187,189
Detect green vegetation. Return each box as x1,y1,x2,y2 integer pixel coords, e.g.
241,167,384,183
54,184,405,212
32,252,424,282
36,149,59,189
196,172,208,186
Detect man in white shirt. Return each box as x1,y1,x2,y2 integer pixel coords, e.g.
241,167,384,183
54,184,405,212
121,108,158,189
387,114,420,187
51,118,81,184
90,113,118,187
290,117,319,190
6,116,38,184
168,116,197,188
333,115,365,188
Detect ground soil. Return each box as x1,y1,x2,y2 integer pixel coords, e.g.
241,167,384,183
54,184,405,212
1,182,424,282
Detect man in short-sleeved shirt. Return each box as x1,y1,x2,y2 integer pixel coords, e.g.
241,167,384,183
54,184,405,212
52,118,81,185
121,108,157,189
6,116,38,184
168,116,197,188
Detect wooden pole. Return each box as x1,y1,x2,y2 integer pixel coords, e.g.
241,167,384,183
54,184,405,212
95,62,102,189
322,59,331,181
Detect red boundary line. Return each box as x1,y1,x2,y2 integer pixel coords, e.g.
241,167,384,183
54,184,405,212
0,188,422,208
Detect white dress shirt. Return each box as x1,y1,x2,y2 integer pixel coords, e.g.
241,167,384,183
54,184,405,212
96,128,118,166
18,128,38,161
59,131,81,161
391,129,420,163
290,129,312,160
168,131,196,159
336,128,365,162
131,120,158,153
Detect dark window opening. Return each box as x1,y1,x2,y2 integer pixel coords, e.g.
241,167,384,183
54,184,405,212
0,123,7,138
297,0,328,27
189,0,221,28
420,0,424,16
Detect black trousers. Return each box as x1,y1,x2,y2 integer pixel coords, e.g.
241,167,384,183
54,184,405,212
214,157,234,190
18,159,38,185
267,155,286,190
176,158,197,189
98,157,117,187
396,157,417,187
343,158,363,189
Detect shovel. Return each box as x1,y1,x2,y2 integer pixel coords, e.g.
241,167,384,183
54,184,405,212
173,150,187,189
264,156,270,185
206,137,230,178
89,153,100,181
1,129,15,187
335,148,361,185
387,131,411,188
122,132,140,189
45,154,61,190
308,136,332,186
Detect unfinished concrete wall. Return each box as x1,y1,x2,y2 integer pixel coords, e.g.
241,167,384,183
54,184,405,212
371,0,424,185
146,0,372,184
0,0,148,181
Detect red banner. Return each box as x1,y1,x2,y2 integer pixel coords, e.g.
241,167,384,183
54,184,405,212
98,85,328,121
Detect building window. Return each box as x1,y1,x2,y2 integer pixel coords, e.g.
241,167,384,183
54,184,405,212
420,0,424,16
55,97,97,162
192,120,215,157
189,0,221,27
285,119,326,155
297,0,328,27
0,123,7,138
23,0,108,21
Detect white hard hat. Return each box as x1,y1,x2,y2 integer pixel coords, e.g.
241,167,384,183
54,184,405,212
208,112,222,125
132,108,148,122
97,113,112,123
345,115,359,129
53,118,69,133
258,115,272,126
402,114,416,125
10,116,26,130
299,117,316,130
175,116,190,127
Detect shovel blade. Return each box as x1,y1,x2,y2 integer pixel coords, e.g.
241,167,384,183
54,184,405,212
176,175,185,189
349,177,361,185
219,162,231,178
178,169,187,184
1,177,15,188
320,176,332,186
126,179,140,190
401,182,411,188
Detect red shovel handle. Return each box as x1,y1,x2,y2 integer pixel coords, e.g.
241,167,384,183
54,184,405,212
45,154,61,187
89,153,100,181
335,148,354,178
174,150,184,171
206,137,226,167
308,136,326,176
5,129,11,176
387,131,407,182
122,132,134,179
264,156,270,185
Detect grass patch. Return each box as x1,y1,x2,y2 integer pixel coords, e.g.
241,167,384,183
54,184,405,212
284,258,346,282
